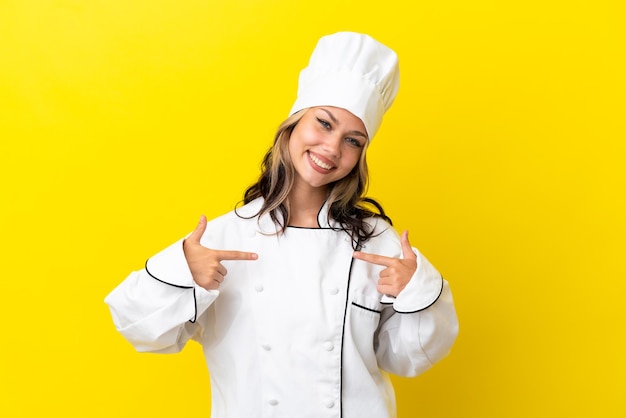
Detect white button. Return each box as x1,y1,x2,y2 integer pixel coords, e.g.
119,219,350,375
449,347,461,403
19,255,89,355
248,229,257,238
269,399,279,406
325,400,335,408
261,344,271,351
323,342,334,351
329,287,339,295
255,285,264,292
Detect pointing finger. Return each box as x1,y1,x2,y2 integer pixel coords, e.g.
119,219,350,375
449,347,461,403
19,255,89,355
401,230,417,260
215,249,259,261
352,251,395,267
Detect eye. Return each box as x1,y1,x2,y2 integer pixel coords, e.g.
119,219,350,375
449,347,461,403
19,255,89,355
316,118,331,130
345,137,364,148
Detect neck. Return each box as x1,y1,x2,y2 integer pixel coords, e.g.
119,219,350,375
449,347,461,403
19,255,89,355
287,181,329,228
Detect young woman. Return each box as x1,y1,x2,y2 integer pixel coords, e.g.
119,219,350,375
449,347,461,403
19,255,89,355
105,32,458,418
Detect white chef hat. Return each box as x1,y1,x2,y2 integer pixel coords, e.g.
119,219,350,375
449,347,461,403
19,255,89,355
289,31,400,141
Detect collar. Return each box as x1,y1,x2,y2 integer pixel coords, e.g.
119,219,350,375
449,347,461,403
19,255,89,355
236,197,342,233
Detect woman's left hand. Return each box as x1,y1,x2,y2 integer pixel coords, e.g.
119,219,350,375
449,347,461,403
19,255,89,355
352,230,418,297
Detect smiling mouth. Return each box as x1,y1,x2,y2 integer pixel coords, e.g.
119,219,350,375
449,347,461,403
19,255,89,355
308,152,335,171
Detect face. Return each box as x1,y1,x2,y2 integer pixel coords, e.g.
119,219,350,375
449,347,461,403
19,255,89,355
288,106,368,191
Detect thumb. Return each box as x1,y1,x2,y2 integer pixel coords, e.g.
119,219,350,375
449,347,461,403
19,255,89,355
187,215,207,243
401,230,416,259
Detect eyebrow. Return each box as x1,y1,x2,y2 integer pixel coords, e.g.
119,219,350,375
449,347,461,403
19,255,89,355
319,108,368,139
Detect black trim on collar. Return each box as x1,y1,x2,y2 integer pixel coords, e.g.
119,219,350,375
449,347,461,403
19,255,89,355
285,225,334,230
316,202,324,228
144,259,198,323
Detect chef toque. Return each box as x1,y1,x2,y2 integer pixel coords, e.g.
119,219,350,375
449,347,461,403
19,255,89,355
289,31,400,141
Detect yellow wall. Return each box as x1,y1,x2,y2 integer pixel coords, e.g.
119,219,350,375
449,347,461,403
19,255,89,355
1,0,624,416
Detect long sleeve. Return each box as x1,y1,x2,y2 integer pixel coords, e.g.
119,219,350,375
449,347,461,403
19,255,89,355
104,238,219,353
374,249,459,377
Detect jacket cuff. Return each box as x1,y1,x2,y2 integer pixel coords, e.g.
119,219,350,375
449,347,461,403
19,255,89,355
382,248,444,313
145,238,195,288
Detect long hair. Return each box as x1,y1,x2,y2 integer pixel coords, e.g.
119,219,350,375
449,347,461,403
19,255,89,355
240,109,392,248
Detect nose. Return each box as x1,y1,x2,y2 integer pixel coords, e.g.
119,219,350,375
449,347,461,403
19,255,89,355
322,133,342,158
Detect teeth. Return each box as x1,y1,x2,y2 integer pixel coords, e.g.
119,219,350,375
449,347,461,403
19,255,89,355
310,153,333,170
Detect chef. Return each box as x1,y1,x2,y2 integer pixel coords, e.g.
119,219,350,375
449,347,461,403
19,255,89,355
105,31,458,418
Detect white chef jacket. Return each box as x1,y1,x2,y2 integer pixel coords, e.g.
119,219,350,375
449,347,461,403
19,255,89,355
105,198,458,418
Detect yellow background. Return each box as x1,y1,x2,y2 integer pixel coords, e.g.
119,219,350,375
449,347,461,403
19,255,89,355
1,0,624,416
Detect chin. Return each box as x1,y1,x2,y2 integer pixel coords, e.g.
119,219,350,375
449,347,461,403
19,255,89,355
302,176,332,189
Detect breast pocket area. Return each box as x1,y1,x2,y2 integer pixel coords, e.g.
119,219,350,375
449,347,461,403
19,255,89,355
347,293,384,366
350,293,383,333
351,293,383,318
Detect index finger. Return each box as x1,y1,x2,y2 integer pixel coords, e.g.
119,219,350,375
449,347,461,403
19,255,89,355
352,251,395,267
214,249,259,261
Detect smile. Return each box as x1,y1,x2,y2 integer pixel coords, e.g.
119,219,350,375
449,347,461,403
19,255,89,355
308,152,335,171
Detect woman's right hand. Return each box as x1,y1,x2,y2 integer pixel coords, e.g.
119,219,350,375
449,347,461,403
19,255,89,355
183,215,258,290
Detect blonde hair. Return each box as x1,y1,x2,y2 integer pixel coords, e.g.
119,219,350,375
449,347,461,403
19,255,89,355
241,109,391,248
